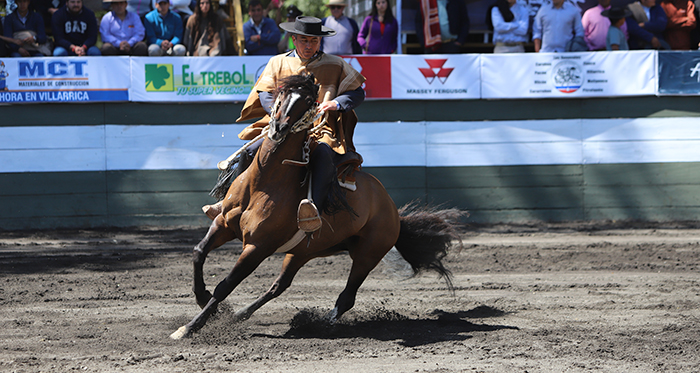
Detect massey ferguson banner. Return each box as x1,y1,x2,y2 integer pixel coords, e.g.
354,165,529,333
0,56,130,103
390,54,481,99
481,50,656,99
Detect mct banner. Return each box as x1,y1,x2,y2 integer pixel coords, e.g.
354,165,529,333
0,56,130,103
130,56,270,102
481,50,656,99
390,54,481,99
658,51,700,95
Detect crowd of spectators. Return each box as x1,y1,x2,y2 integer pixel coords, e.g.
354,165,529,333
1,0,699,58
486,0,696,53
0,0,233,56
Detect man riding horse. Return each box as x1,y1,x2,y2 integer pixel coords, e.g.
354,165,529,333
203,16,365,233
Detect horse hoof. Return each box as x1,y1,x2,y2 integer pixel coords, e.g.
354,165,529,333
324,307,339,325
170,326,190,340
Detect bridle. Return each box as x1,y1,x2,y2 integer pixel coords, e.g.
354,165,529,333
268,90,320,141
268,88,327,168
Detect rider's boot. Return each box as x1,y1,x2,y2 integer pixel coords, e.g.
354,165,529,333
202,139,260,220
297,143,336,232
202,201,223,220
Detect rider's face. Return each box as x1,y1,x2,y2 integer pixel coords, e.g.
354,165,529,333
292,35,321,59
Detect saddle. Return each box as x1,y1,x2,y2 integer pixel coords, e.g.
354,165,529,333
333,151,363,191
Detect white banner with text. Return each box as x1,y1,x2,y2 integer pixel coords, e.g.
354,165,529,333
0,56,130,103
129,56,270,102
390,54,481,100
480,50,656,99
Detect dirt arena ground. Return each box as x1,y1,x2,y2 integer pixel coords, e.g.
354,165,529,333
1,221,700,372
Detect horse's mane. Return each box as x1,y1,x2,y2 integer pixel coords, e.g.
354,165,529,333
275,73,319,103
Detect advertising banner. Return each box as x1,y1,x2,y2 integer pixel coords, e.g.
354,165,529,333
342,55,392,99
658,51,700,95
129,56,270,102
0,56,130,103
481,50,656,99
390,54,481,99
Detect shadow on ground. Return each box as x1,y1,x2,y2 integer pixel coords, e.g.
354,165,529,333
260,305,519,347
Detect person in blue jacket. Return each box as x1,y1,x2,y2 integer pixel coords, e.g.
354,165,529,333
4,0,48,57
51,0,101,56
144,0,187,55
626,0,672,49
243,0,280,55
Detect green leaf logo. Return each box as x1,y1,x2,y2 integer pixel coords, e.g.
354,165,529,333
145,64,174,92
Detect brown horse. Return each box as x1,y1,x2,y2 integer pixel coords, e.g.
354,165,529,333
170,73,463,340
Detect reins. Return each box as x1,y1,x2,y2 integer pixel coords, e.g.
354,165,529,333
216,89,327,171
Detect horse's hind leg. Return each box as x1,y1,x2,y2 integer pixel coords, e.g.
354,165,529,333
232,253,311,322
326,236,395,323
193,215,237,308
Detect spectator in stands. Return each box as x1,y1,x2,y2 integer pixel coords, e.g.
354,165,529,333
532,0,584,52
277,4,302,53
31,0,65,34
660,0,696,49
487,0,529,53
582,0,628,51
321,0,361,54
4,0,50,56
243,0,280,55
144,0,187,55
127,0,151,19
264,0,283,25
0,19,7,58
183,0,228,55
691,0,700,48
626,0,671,49
415,0,469,54
602,6,631,50
51,0,101,56
358,0,398,54
152,0,192,24
100,0,148,55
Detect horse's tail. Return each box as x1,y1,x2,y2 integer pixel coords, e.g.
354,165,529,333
392,203,466,292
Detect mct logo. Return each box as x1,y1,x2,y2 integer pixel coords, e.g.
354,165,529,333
18,60,88,78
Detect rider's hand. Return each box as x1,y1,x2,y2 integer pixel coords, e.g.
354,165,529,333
318,100,338,113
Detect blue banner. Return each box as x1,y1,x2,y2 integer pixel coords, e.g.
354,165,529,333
0,56,131,103
658,51,700,95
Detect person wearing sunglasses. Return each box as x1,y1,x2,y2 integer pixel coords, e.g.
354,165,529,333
320,0,361,54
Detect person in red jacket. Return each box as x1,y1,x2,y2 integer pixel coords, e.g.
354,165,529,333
661,0,697,49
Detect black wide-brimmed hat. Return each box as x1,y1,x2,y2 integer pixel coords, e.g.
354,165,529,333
286,4,303,18
601,7,632,19
280,16,336,37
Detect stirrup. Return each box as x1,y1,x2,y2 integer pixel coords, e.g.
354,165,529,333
297,199,322,232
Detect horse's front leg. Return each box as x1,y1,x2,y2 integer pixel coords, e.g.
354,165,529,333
171,243,270,340
233,253,311,322
193,215,238,308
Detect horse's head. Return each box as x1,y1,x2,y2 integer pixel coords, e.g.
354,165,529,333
268,73,319,143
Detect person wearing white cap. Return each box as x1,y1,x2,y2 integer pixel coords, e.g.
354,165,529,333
320,0,361,54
